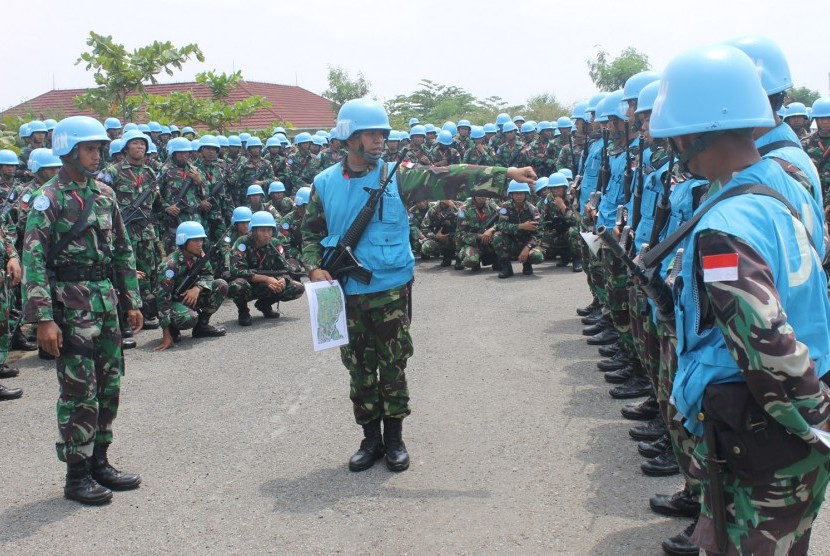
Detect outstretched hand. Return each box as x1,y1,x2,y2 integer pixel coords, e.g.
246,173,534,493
506,166,537,186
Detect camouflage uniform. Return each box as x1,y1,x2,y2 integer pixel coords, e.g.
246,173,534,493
277,210,307,276
228,234,305,307
319,147,346,169
0,223,18,367
402,145,433,166
196,158,233,242
429,145,461,167
456,199,500,268
537,192,576,261
454,135,474,157
492,199,543,263
232,156,274,205
269,194,294,216
463,143,496,166
801,131,830,210
496,141,528,168
420,201,459,260
284,151,321,195
155,249,228,331
158,161,206,252
527,139,558,178
407,202,431,255
22,170,140,463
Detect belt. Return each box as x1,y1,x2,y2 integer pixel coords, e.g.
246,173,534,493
52,264,111,282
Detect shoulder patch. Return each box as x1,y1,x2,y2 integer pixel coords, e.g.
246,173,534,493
165,268,175,279
33,195,50,211
499,207,508,215
22,193,31,203
224,236,231,243
457,209,465,218
238,243,247,252
282,222,290,229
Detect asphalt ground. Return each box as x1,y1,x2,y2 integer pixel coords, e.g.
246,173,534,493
1,258,828,554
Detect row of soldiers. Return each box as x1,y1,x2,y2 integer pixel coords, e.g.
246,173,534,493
565,36,830,555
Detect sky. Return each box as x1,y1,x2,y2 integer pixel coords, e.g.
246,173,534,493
4,0,828,114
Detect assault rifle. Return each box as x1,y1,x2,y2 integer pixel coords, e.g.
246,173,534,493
248,268,286,277
321,151,407,284
172,237,224,301
567,133,578,175
630,136,645,232
623,123,633,203
0,189,19,220
121,184,158,228
646,153,675,250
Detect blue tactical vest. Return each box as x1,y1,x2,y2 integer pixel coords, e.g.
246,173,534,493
672,159,830,436
596,146,630,228
633,154,668,252
578,140,603,216
756,122,823,209
313,160,414,296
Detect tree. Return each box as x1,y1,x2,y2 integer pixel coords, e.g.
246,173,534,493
74,32,204,120
322,66,371,111
788,86,821,107
144,71,270,134
587,47,650,92
523,93,569,122
385,79,501,129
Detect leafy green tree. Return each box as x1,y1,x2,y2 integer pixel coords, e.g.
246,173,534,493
587,47,650,92
322,66,372,111
523,93,569,122
788,86,821,107
74,32,204,120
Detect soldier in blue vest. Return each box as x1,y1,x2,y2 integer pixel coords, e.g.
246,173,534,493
301,99,535,474
650,44,830,555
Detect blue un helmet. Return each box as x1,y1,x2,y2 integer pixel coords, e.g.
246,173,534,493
520,122,536,134
558,168,574,181
231,206,253,225
272,126,287,136
104,117,122,131
137,124,151,133
311,135,325,146
166,136,193,155
635,81,661,114
265,136,281,149
723,35,792,96
122,122,138,133
585,92,608,116
495,113,511,127
408,117,420,128
198,134,220,150
51,116,110,157
246,184,266,197
622,70,661,102
502,121,519,134
424,123,438,135
175,221,207,246
599,90,628,121
650,44,773,140
268,181,286,194
44,119,58,131
160,125,171,136
409,125,426,137
190,140,200,151
812,98,830,119
182,126,196,136
294,186,311,206
534,176,549,194
169,124,179,134
227,135,242,147
120,129,150,151
506,179,530,194
556,116,574,129
470,126,485,139
246,136,263,150
548,172,569,189
147,141,158,155
442,121,458,137
294,132,313,145
217,135,229,148
537,121,554,132
437,130,454,146
108,139,124,157
335,98,391,141
18,123,31,139
28,120,48,134
784,102,809,119
457,119,472,130
148,121,162,133
513,115,526,124
571,101,589,121
249,210,277,229
28,148,62,173
0,150,19,166
387,130,400,142
483,123,498,134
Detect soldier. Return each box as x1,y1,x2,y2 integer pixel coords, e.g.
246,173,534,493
537,173,577,267
0,149,24,398
320,131,346,169
0,150,19,203
420,199,460,268
194,135,232,243
382,130,401,161
463,126,496,166
454,119,474,156
284,133,321,195
407,199,431,257
456,194,500,271
493,180,543,278
430,130,461,167
650,43,830,555
803,96,830,210
310,135,325,157
225,135,245,176
19,121,48,171
154,221,227,351
265,180,293,216
22,116,143,505
782,102,810,139
217,207,253,280
157,126,172,162
228,210,304,325
44,119,57,149
301,99,536,473
496,122,528,168
483,122,498,147
527,122,558,178
278,187,310,277
158,138,207,253
244,184,280,220
520,122,536,146
424,123,438,151
181,126,196,141
403,125,432,165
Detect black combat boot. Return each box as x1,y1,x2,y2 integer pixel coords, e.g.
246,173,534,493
142,317,160,330
470,262,482,272
382,417,410,472
121,324,134,339
440,252,453,267
621,395,660,421
121,338,137,350
572,254,583,272
454,257,464,270
192,313,226,338
348,419,385,472
497,258,513,279
65,459,113,505
0,363,20,379
236,299,252,326
638,433,672,458
0,383,23,401
255,299,280,319
576,297,600,316
661,515,700,555
11,329,36,351
522,262,533,275
641,446,680,477
141,296,160,329
90,444,141,491
581,310,603,325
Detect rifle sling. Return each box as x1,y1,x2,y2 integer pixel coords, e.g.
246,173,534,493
46,193,98,268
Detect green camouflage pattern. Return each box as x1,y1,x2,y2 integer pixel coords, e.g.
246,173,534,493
801,132,830,209
462,143,496,166
227,234,305,304
196,158,234,241
158,161,206,251
155,249,228,329
284,151,321,194
457,199,499,268
420,201,458,258
232,155,274,203
492,199,543,263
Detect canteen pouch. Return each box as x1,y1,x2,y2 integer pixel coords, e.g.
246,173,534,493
702,382,810,483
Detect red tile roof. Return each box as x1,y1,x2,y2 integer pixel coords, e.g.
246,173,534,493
0,81,336,131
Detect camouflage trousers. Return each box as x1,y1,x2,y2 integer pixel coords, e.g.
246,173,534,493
129,231,163,298
458,241,497,268
341,286,413,425
629,286,660,390
281,245,307,276
538,228,571,260
578,218,605,305
168,279,228,330
0,268,9,365
600,246,635,360
228,277,305,305
691,444,830,555
492,232,544,263
54,307,123,463
656,320,701,499
421,236,456,258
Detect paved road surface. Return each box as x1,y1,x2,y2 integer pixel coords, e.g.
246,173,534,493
1,260,828,554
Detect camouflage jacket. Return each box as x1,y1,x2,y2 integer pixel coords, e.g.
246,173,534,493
462,144,496,166
232,156,274,192
22,169,140,321
278,210,303,259
319,147,346,169
99,160,160,241
229,234,290,279
284,152,321,192
457,199,500,247
155,249,216,328
421,201,459,237
382,147,401,162
556,140,583,174
496,141,529,168
402,145,433,166
158,161,206,216
269,153,289,180
429,146,462,167
527,139,558,177
537,192,577,234
270,195,294,216
196,159,233,222
454,135,475,156
802,132,830,206
301,161,511,272
408,202,432,243
495,199,541,246
8,178,42,247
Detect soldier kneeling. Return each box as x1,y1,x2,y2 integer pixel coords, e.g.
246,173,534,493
492,180,543,278
228,211,305,326
155,222,228,350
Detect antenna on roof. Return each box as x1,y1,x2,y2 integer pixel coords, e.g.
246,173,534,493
52,73,56,90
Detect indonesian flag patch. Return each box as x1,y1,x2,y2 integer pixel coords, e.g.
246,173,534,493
702,253,739,282
401,160,415,169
